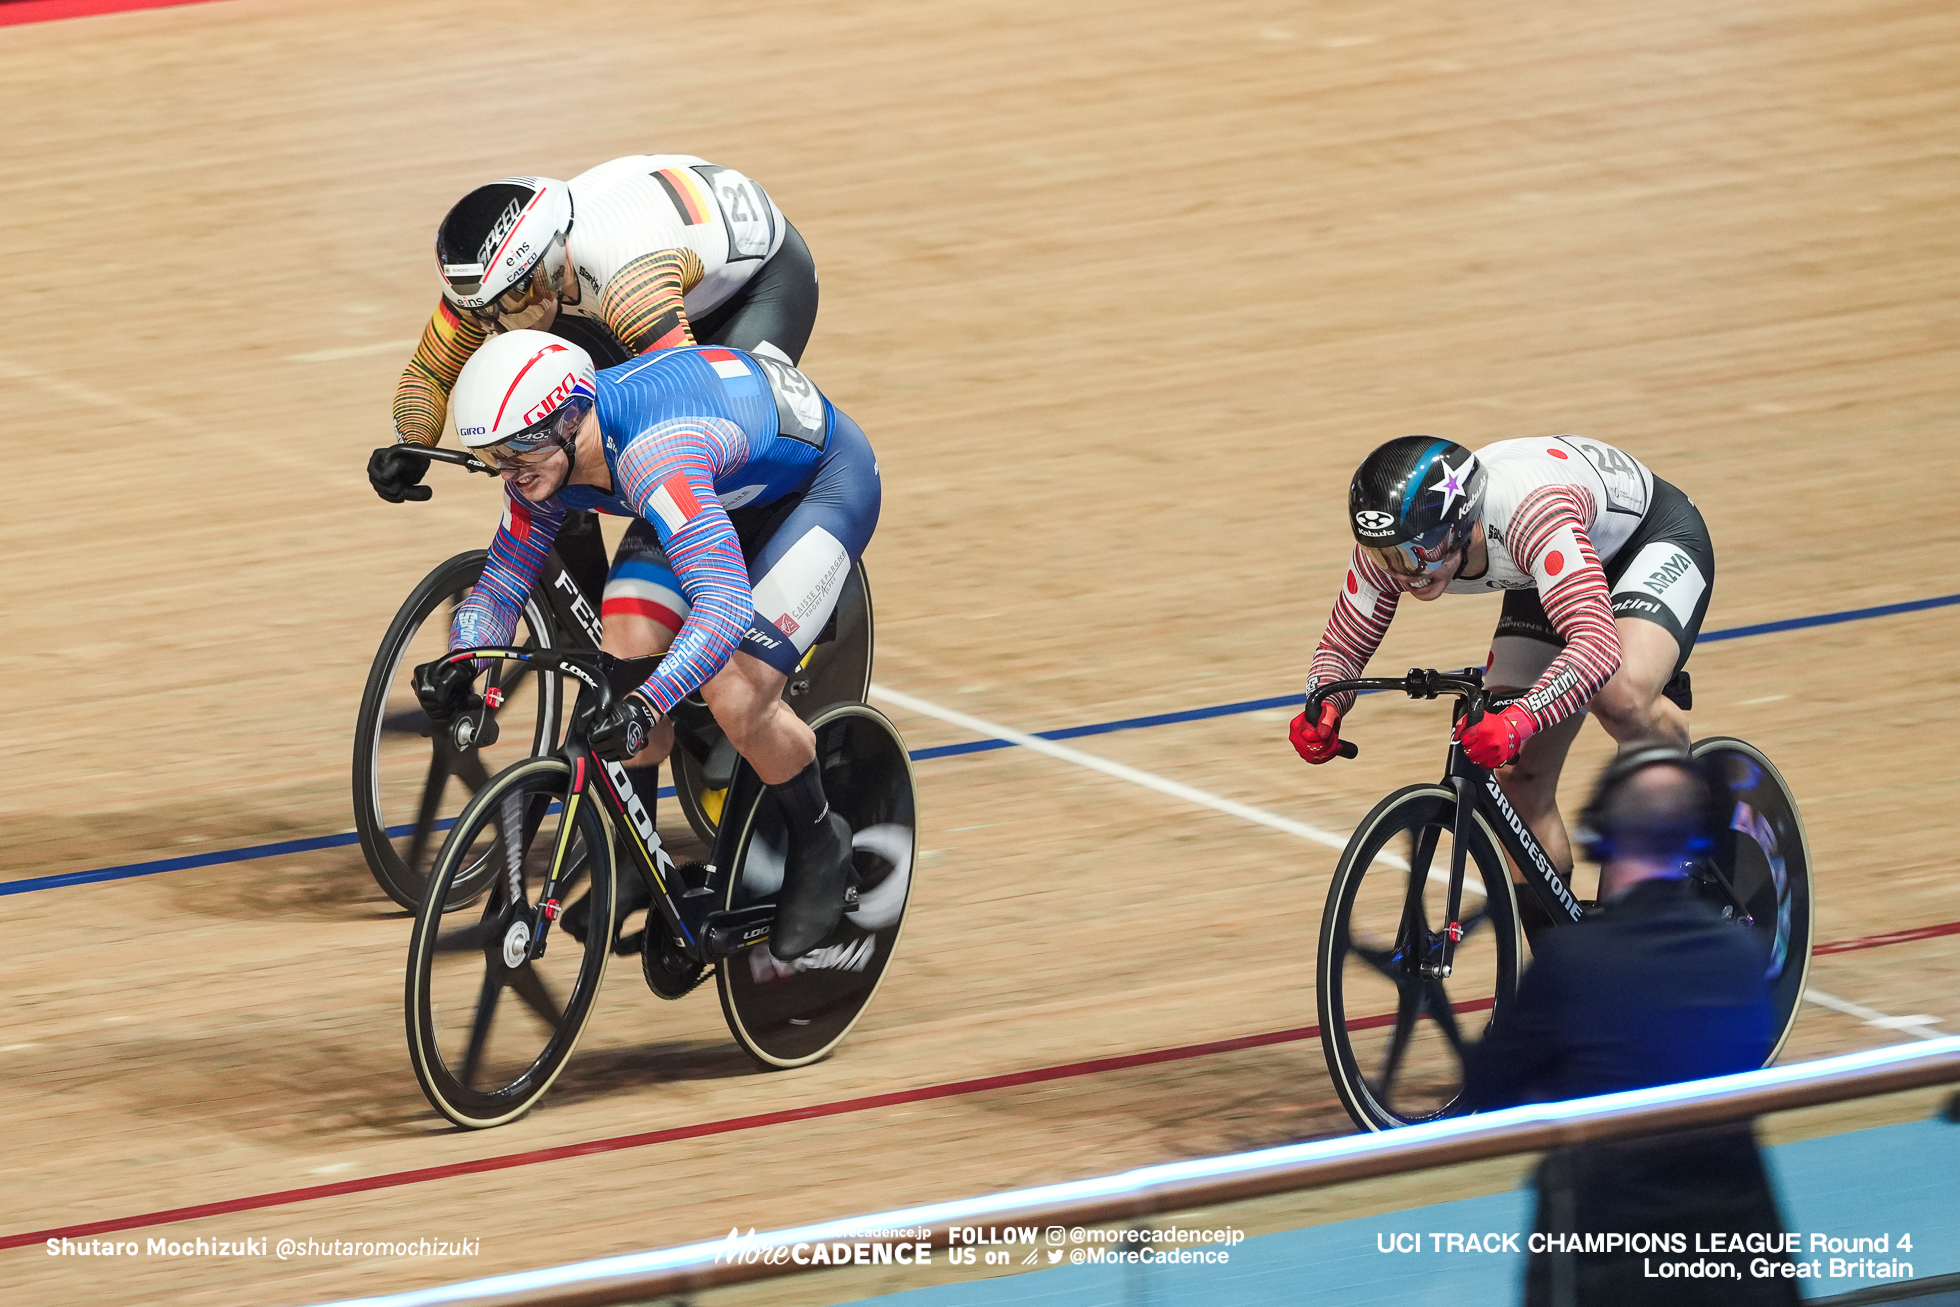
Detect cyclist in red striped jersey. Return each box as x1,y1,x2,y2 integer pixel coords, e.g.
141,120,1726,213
1292,436,1715,909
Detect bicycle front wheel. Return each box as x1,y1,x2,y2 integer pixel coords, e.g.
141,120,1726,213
1692,736,1814,1064
1317,784,1521,1131
404,756,615,1129
353,551,565,910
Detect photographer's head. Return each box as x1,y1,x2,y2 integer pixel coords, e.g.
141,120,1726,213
1576,746,1716,898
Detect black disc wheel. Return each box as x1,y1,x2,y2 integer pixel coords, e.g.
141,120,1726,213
354,551,565,910
1691,737,1814,1064
1317,784,1521,1131
405,756,614,1129
670,560,875,846
717,703,915,1068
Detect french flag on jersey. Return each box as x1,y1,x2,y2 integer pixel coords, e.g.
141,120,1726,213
648,473,705,534
698,348,751,381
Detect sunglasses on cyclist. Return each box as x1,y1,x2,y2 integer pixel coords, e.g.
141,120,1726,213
473,397,591,470
457,259,562,333
1362,520,1468,579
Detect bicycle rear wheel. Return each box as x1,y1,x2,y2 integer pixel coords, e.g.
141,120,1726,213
1317,784,1521,1131
1692,736,1814,1063
716,703,915,1069
670,560,875,845
353,551,565,910
404,756,614,1129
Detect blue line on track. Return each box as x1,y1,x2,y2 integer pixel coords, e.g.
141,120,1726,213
1695,591,1960,642
8,591,1955,898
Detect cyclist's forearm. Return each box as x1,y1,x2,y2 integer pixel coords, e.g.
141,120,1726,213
612,432,752,711
632,518,752,712
602,248,706,355
451,496,567,652
393,301,487,444
1523,591,1620,729
1306,551,1399,711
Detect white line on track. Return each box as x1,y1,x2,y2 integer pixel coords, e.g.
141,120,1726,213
871,683,1354,851
1802,987,1947,1041
286,338,417,363
871,686,1955,1033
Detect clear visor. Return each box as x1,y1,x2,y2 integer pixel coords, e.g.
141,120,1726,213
1361,520,1464,579
472,397,590,469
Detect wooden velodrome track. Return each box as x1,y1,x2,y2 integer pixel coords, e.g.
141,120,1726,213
4,0,1958,1302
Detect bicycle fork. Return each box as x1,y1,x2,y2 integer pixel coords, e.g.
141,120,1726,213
1391,775,1475,982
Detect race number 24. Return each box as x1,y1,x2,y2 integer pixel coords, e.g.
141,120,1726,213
1562,438,1649,516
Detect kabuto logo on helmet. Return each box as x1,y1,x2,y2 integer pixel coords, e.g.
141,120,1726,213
1354,510,1397,535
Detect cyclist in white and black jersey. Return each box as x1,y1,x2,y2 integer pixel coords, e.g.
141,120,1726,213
1292,435,1716,902
366,154,822,646
373,156,815,468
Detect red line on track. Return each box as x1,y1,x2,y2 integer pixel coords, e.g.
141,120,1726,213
1814,919,1960,956
6,916,1951,1250
0,0,226,26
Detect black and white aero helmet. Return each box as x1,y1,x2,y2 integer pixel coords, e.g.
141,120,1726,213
435,177,574,331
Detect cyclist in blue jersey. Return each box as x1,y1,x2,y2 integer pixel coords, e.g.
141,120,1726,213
409,329,880,960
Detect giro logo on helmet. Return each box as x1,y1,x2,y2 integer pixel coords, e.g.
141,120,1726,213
523,372,587,425
1354,510,1397,534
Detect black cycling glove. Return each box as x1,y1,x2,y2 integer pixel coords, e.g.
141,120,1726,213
368,444,432,503
589,694,660,762
412,658,476,722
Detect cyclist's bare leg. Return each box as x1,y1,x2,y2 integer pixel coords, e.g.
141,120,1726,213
699,652,813,785
599,612,678,764
1487,698,1585,878
1587,617,1690,750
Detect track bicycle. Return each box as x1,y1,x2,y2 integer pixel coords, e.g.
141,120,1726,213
403,645,917,1129
1307,667,1813,1132
351,446,874,909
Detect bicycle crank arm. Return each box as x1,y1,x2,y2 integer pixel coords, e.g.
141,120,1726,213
703,904,775,957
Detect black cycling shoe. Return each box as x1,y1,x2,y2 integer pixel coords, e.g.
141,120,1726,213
771,811,853,961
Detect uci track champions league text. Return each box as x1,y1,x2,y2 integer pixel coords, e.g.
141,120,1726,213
1376,1227,1924,1286
714,1223,1247,1272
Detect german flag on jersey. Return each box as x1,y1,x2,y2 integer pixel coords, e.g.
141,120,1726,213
653,168,713,225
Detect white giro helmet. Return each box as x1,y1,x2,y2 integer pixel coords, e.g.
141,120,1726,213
451,330,596,465
434,176,575,330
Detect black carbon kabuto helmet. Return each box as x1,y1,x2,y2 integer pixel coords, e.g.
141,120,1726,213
1348,436,1488,578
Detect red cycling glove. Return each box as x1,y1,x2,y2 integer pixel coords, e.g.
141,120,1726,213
1290,702,1345,764
1453,703,1540,769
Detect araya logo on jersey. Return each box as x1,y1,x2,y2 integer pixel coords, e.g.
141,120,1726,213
1354,510,1397,535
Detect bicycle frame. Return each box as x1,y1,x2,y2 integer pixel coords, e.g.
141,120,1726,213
436,645,772,969
1308,668,1584,980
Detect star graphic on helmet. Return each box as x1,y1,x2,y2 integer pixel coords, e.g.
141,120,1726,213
1429,452,1471,517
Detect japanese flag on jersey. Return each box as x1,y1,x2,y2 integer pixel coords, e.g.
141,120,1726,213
1341,563,1383,621
1529,521,1598,593
648,473,705,535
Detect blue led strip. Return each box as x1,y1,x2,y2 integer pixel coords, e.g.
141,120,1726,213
7,591,1955,898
